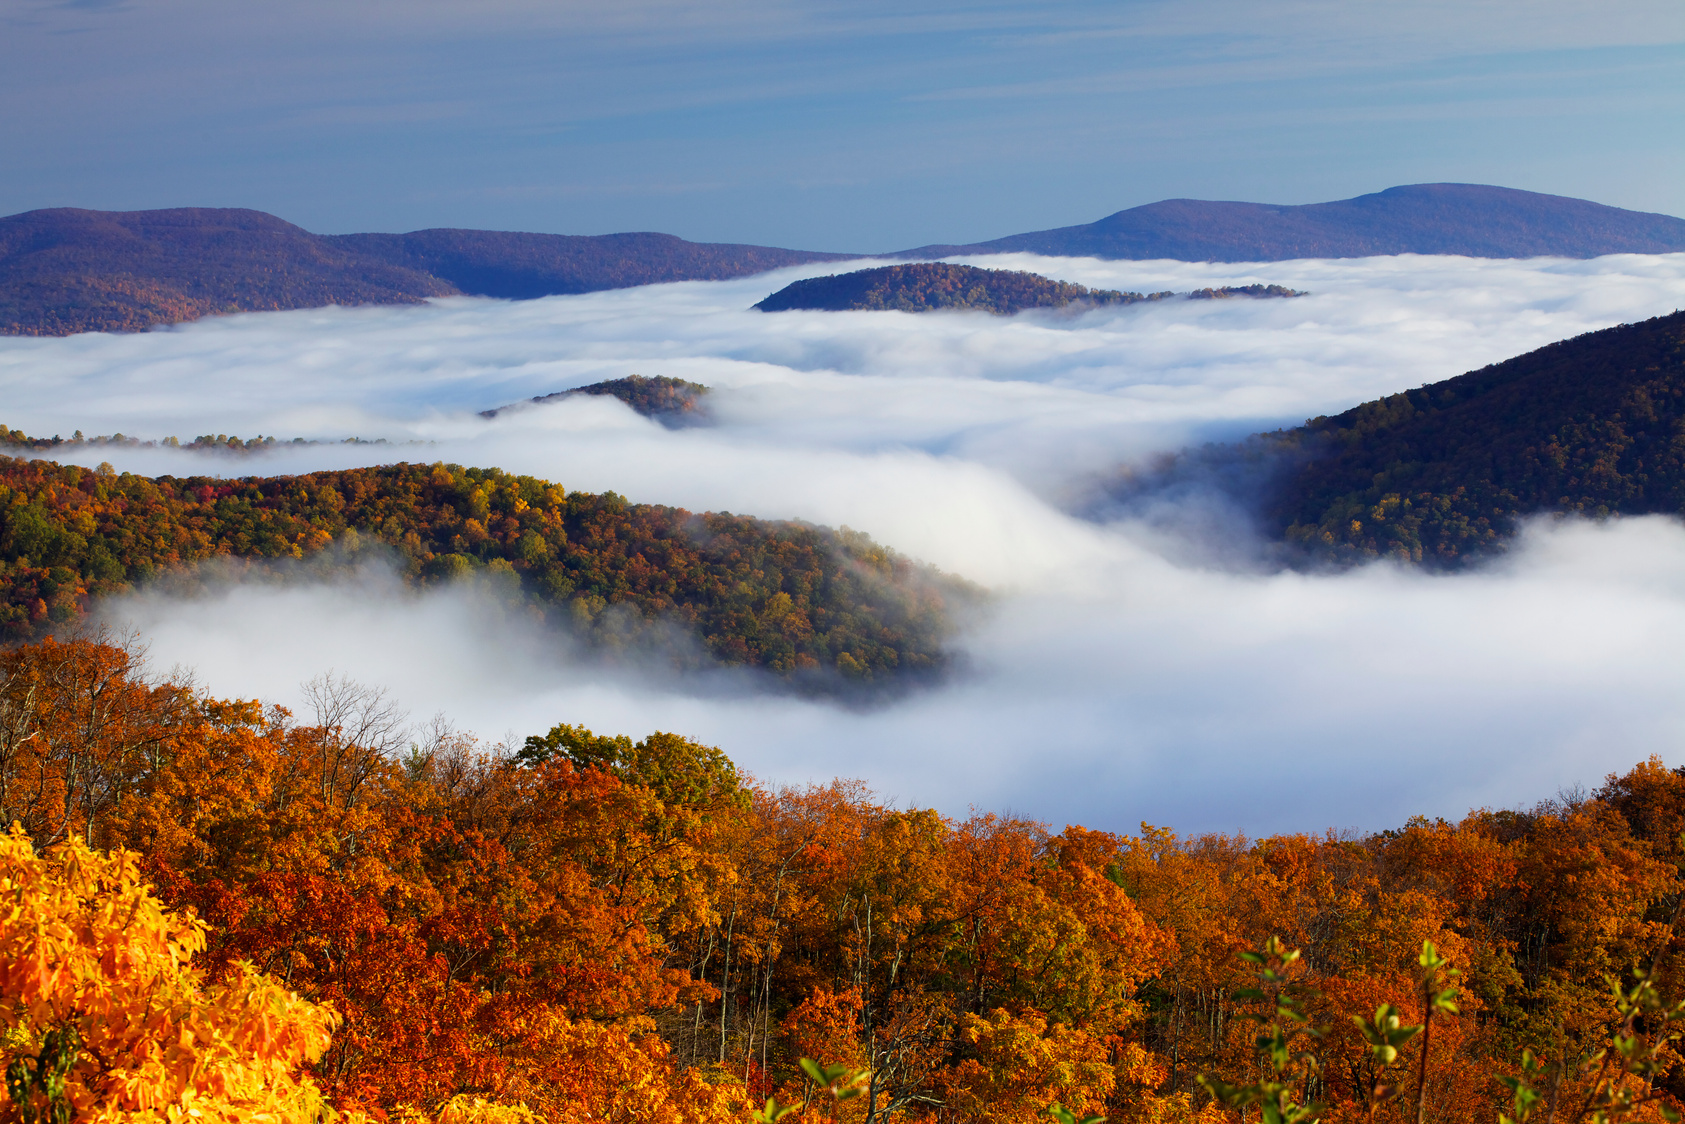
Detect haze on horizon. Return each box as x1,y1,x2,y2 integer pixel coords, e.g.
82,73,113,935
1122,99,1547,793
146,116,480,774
3,0,1683,250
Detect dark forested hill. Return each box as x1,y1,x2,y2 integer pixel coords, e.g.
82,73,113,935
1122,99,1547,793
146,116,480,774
0,457,968,686
481,375,711,426
756,263,1153,314
0,207,846,336
757,264,1304,314
902,184,1685,262
1249,310,1685,565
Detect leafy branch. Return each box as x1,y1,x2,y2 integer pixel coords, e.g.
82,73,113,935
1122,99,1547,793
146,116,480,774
1197,935,1326,1124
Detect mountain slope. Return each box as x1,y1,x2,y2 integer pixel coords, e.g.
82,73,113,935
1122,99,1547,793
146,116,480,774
1258,310,1685,564
0,208,846,336
0,457,968,687
902,184,1685,262
0,208,455,335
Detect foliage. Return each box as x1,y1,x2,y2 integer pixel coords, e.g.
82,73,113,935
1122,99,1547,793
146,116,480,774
1197,937,1326,1124
6,634,1685,1123
0,456,972,684
0,825,343,1124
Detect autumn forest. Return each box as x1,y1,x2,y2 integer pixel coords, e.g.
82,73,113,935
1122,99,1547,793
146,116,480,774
2,630,1684,1124
0,454,966,688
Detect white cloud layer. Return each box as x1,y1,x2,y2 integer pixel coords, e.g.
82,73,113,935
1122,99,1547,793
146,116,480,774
5,251,1684,833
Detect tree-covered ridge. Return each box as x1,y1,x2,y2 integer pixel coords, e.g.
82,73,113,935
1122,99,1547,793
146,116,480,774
0,423,395,455
756,264,1306,315
754,263,1159,315
1261,309,1685,565
0,457,968,683
1186,284,1304,300
12,633,1685,1122
483,375,711,426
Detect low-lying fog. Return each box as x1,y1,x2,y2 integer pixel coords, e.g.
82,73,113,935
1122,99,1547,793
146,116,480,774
4,251,1684,834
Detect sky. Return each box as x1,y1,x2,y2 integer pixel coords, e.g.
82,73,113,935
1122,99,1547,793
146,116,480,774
5,252,1684,835
2,0,1683,249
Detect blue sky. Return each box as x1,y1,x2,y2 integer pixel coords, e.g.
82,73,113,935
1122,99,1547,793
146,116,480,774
3,0,1682,250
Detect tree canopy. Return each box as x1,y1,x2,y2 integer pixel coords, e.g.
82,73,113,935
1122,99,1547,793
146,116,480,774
0,457,972,686
5,633,1685,1123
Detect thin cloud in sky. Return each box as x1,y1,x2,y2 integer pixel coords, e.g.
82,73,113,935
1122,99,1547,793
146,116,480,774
4,252,1683,834
2,0,1680,245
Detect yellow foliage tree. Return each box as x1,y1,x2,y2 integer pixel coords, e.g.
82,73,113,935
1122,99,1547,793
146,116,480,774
0,825,342,1124
939,1009,1114,1124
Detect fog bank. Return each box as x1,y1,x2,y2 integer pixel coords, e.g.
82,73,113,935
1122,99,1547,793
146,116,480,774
9,251,1685,833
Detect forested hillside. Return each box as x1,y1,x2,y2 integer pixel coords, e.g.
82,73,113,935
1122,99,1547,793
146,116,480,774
1261,309,1685,565
756,265,1305,315
7,633,1685,1123
483,374,712,426
756,263,1157,314
0,457,966,683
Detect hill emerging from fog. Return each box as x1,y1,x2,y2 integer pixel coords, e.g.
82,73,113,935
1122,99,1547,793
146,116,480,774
0,208,848,336
901,184,1685,262
754,263,1159,314
1121,310,1685,567
757,264,1306,314
481,375,711,427
0,456,971,691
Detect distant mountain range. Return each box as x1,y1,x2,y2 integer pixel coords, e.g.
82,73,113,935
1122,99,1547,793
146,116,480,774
0,208,846,336
901,184,1685,262
3,184,1682,335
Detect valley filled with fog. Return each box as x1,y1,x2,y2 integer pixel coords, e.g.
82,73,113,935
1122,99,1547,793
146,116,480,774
4,251,1684,834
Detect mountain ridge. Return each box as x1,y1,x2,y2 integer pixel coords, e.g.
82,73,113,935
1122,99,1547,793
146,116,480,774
900,184,1685,262
0,207,848,336
3,184,1682,335
0,455,967,689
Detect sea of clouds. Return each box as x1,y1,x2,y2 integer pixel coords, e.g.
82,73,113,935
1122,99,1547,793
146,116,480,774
3,251,1683,835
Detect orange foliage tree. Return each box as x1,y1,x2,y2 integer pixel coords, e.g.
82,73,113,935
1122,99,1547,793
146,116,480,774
4,634,1685,1124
